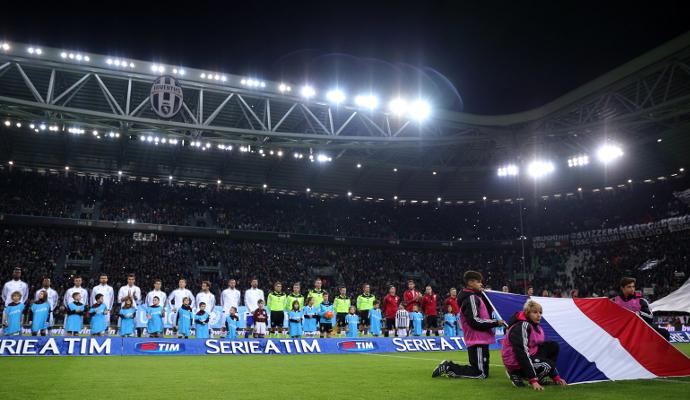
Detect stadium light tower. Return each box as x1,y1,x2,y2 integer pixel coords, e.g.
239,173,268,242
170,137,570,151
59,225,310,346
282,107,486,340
597,144,623,164
527,160,555,179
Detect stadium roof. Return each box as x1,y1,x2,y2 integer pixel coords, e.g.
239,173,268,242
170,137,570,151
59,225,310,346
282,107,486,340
1,32,690,200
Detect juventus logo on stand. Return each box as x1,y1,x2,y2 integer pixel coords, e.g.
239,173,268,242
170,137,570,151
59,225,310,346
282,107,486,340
150,75,183,119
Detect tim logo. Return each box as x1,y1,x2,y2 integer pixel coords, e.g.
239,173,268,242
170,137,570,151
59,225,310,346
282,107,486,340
135,342,184,354
337,340,378,353
150,75,183,118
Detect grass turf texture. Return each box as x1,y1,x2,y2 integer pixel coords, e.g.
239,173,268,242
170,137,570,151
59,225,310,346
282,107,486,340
0,344,688,399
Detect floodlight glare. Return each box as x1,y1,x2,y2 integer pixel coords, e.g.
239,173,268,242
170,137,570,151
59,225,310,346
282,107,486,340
355,95,379,110
497,164,519,177
316,154,332,163
597,144,623,164
527,160,555,178
567,155,589,167
388,98,408,115
301,85,316,99
326,89,346,104
409,100,431,121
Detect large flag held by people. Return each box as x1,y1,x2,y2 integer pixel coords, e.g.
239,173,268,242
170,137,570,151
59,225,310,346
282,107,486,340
485,291,690,384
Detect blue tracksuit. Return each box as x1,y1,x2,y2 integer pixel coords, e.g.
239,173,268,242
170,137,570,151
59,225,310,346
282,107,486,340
65,302,85,333
119,307,136,336
225,315,239,339
4,302,24,335
369,308,382,336
318,302,336,326
410,311,424,336
443,313,457,336
30,301,50,333
177,306,193,337
346,313,359,337
146,305,164,334
302,306,318,333
288,310,303,337
89,303,108,334
194,311,210,338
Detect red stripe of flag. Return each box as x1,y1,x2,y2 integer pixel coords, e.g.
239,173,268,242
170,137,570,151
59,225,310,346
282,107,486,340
574,298,690,377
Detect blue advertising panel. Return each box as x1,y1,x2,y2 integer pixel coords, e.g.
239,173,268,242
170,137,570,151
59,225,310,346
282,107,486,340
0,336,507,357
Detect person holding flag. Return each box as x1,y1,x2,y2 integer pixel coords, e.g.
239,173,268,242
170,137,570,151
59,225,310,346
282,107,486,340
501,299,567,390
612,277,670,340
432,271,504,379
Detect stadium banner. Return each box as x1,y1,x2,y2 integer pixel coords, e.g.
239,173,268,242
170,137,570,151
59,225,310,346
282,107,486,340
0,336,114,356
0,336,502,357
485,291,690,384
670,331,690,343
533,214,690,248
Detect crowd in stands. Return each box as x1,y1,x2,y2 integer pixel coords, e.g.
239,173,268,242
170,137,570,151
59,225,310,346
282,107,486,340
1,225,687,321
0,226,513,301
1,168,688,241
1,167,688,326
532,230,690,300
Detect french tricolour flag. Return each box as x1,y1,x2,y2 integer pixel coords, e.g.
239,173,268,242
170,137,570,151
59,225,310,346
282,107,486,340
485,291,690,384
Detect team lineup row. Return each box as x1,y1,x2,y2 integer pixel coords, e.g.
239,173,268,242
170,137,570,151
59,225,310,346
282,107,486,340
1,268,467,338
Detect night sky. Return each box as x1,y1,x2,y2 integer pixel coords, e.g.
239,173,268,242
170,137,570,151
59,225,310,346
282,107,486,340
2,1,689,115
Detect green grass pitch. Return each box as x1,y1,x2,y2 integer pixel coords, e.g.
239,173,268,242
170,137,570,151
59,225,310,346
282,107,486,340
1,344,688,399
